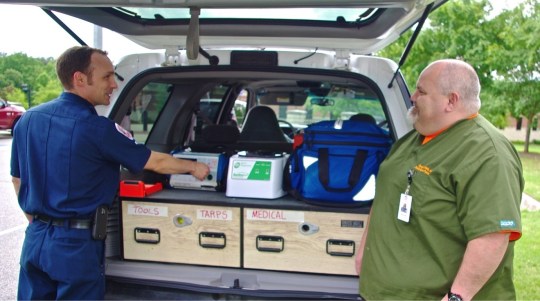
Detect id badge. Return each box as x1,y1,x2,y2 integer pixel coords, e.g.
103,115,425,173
397,193,412,223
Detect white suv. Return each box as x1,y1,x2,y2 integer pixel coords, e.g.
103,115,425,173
1,1,446,299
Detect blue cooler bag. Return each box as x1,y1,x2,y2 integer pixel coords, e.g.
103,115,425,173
286,119,392,207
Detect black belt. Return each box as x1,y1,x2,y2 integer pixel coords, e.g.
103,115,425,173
33,214,92,229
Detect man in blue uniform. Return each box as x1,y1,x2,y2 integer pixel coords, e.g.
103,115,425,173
10,46,210,300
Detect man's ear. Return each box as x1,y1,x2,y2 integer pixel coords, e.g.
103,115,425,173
446,92,459,112
73,71,86,87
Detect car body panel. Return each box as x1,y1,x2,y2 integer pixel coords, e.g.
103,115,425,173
0,99,25,131
1,0,446,54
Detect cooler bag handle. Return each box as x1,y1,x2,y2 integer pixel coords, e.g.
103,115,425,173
318,148,367,192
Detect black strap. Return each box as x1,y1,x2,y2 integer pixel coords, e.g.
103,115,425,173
282,149,300,193
282,154,292,193
318,148,367,192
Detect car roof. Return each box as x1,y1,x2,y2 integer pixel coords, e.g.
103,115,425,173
1,0,447,54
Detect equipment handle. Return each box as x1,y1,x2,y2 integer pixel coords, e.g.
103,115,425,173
199,232,227,249
256,235,284,252
326,239,355,257
134,227,160,244
318,148,367,192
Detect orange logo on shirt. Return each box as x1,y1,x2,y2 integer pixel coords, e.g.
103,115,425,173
415,164,432,175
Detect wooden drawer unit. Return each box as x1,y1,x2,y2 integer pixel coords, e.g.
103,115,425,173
243,208,367,275
121,200,241,267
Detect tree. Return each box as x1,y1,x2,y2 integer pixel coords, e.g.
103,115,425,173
378,0,494,88
378,0,539,151
487,0,540,152
0,52,60,108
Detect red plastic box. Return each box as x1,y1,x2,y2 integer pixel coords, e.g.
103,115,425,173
119,181,163,197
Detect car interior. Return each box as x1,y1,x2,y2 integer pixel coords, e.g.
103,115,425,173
114,67,391,159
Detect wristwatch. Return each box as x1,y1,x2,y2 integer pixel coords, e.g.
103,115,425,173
448,291,463,301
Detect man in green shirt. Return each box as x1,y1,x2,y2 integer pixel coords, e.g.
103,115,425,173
356,59,523,301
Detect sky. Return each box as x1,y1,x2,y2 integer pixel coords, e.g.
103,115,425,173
0,1,523,64
0,4,151,63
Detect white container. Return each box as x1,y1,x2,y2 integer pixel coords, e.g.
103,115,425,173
170,152,224,190
226,154,287,199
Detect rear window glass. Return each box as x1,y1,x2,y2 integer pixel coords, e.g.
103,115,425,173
119,78,388,149
117,7,378,22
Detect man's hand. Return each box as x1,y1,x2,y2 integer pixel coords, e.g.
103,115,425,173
145,151,210,178
190,161,210,181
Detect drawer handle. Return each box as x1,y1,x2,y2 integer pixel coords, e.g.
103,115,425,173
199,232,226,249
134,227,160,244
326,239,355,257
256,235,284,252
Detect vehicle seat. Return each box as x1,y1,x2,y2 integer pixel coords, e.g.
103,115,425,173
350,113,377,124
190,124,240,153
237,106,292,153
239,106,288,142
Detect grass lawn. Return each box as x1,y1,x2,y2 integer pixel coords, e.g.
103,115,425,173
519,154,540,201
513,141,540,200
512,142,539,300
515,211,540,300
513,141,540,155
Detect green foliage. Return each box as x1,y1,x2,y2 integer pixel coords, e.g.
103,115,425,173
378,0,539,149
488,0,540,153
0,52,61,108
379,0,494,87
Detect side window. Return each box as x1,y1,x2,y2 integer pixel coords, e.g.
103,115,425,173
234,90,248,128
123,83,171,143
196,85,247,130
196,84,229,131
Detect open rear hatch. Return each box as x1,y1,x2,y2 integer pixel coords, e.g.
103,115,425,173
3,0,446,57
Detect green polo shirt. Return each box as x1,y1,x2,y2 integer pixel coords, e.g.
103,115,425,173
359,115,523,300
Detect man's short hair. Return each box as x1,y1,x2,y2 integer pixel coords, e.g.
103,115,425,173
56,46,108,90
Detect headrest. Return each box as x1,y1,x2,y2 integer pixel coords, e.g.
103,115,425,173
239,106,288,143
201,124,240,144
350,113,376,124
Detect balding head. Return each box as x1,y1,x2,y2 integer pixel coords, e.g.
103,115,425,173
425,59,481,114
409,59,482,135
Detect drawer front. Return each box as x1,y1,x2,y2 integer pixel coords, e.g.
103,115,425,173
243,208,367,275
122,200,241,267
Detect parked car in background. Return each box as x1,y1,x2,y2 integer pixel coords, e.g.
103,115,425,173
0,98,25,134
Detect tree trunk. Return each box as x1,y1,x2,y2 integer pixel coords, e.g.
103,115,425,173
524,114,535,153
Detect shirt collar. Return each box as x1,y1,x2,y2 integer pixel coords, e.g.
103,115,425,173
421,113,479,145
60,92,98,115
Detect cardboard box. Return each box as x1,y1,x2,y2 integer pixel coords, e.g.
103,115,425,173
122,200,241,267
243,208,368,275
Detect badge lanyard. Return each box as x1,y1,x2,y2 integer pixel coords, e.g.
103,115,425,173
397,169,414,223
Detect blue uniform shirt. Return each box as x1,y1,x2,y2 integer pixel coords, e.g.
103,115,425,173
11,92,151,218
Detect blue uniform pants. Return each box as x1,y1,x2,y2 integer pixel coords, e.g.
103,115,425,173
18,220,105,300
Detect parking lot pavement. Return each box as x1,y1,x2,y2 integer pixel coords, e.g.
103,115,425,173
0,132,26,300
